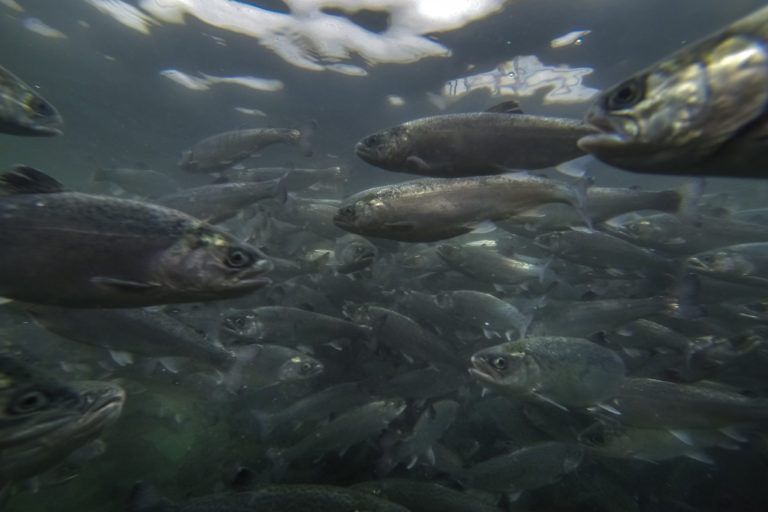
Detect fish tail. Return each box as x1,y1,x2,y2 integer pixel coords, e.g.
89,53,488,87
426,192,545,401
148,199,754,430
297,119,317,157
676,179,704,222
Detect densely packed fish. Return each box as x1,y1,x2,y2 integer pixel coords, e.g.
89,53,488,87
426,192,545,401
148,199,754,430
2,3,768,512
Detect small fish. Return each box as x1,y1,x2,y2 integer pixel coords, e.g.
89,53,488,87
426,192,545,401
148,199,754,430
334,234,378,274
200,72,284,92
470,336,626,409
355,102,596,177
179,128,302,172
579,5,768,177
550,29,591,48
0,64,62,136
159,69,210,91
156,178,286,224
0,166,272,307
334,174,583,243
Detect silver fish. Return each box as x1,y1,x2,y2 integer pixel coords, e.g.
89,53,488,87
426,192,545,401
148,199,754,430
356,102,595,177
579,5,768,177
334,174,583,243
0,65,62,136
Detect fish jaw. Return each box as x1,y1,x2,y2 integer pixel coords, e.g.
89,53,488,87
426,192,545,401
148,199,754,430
468,354,502,387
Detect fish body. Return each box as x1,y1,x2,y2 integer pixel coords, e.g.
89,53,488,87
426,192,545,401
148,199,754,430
470,337,626,408
28,306,236,369
0,355,124,497
609,377,768,428
221,306,371,345
334,174,582,242
217,166,342,190
179,128,301,172
90,166,179,197
579,5,768,176
356,110,594,177
267,399,406,468
354,479,503,512
0,65,62,136
0,167,272,307
436,242,552,285
462,441,583,495
156,179,285,223
129,483,409,512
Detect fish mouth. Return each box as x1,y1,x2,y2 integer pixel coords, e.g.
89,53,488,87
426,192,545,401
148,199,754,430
685,256,709,272
354,141,380,163
468,355,499,385
578,114,637,152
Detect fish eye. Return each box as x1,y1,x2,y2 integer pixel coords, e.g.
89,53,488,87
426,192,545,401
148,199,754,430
10,390,49,413
28,97,53,116
339,206,355,218
226,248,254,268
300,362,315,374
491,356,507,370
606,78,645,110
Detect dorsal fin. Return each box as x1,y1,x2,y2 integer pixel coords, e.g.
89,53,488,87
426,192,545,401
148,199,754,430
486,100,523,114
0,166,65,194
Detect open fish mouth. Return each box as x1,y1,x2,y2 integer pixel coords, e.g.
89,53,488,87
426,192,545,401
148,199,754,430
468,355,499,384
578,113,638,151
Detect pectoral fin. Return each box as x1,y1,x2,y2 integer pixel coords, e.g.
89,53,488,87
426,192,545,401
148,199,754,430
91,276,161,292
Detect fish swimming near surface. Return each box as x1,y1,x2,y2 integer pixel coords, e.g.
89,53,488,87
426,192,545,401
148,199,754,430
0,166,273,307
0,64,62,136
179,125,312,173
355,101,596,177
579,4,768,177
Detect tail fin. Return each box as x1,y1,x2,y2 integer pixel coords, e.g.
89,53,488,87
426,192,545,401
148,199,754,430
297,120,317,157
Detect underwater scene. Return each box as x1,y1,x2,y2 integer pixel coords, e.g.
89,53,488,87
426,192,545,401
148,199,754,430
2,0,768,510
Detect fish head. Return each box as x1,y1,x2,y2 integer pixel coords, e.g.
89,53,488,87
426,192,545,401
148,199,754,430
0,356,124,479
336,235,378,269
579,35,768,173
355,126,411,167
435,243,464,264
221,311,259,338
603,216,665,243
5,87,63,136
687,249,753,276
334,196,387,233
277,354,324,383
469,342,540,396
154,226,273,300
177,149,196,170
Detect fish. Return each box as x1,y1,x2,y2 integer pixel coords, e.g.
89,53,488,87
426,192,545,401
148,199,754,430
378,400,459,474
27,305,237,370
0,64,62,136
220,306,371,346
461,441,583,497
354,478,504,512
156,178,286,224
606,378,768,428
178,128,303,172
266,399,406,469
224,344,324,392
0,354,124,501
436,242,554,286
334,234,378,274
0,166,273,307
215,166,343,191
469,336,626,409
334,174,584,242
129,482,410,512
687,242,768,287
578,5,768,177
90,166,179,197
355,102,596,177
